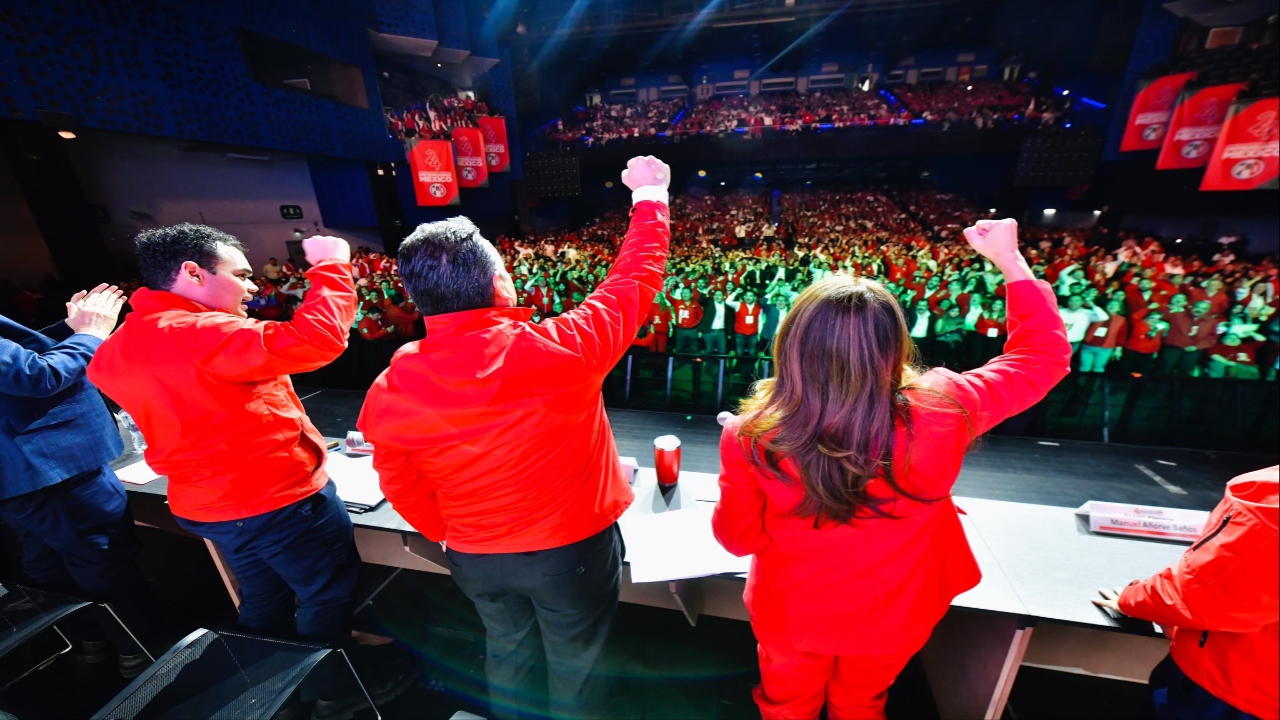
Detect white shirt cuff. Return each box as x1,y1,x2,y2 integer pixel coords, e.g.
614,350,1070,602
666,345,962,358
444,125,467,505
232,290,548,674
631,186,669,206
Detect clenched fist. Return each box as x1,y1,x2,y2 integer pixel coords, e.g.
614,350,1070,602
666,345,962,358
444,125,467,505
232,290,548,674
622,155,671,192
962,219,1033,282
303,235,352,265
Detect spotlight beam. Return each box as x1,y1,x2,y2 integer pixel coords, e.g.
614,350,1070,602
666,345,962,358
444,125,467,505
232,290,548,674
752,0,854,79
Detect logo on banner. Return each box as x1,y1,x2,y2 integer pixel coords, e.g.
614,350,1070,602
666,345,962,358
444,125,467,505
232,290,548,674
1181,140,1211,159
423,149,443,170
1142,124,1166,141
1248,110,1278,140
1231,159,1266,179
456,136,475,156
1195,99,1225,124
461,167,477,181
482,125,498,143
487,152,500,166
429,183,448,198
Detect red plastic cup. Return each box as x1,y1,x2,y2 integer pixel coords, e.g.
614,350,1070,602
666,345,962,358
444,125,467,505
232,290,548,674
654,435,682,489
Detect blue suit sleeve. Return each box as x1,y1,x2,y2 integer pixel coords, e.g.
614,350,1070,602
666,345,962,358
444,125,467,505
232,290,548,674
38,321,75,343
0,334,102,398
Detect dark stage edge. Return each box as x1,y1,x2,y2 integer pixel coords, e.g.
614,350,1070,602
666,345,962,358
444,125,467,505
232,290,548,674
299,386,1276,512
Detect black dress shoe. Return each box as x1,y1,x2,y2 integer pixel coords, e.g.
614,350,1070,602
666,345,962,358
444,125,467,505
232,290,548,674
311,655,418,720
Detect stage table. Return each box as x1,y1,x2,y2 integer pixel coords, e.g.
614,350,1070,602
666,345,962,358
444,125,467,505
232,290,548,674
117,451,1185,720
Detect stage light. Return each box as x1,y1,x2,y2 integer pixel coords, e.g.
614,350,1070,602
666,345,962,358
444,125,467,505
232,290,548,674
966,85,973,91
754,172,762,179
437,63,442,67
1043,208,1057,215
292,228,304,239
57,130,76,139
1176,238,1183,243
376,167,385,175
605,180,614,188
1062,89,1070,96
697,170,707,177
1093,210,1102,215
989,208,997,213
720,181,726,185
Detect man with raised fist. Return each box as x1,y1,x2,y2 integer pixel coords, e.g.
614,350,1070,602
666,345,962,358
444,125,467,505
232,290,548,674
88,225,362,649
359,156,672,720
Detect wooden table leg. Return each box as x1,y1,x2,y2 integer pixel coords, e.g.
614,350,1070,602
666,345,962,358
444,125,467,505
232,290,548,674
202,538,240,608
921,610,1033,720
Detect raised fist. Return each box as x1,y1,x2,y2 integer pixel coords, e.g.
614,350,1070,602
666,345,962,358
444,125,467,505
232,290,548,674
303,235,352,265
621,155,670,192
962,219,1021,265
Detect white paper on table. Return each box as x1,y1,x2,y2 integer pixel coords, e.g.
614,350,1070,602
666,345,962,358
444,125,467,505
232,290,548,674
324,453,386,508
618,505,751,583
115,460,161,485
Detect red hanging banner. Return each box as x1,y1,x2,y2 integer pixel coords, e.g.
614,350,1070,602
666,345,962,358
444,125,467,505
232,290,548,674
1120,72,1197,152
407,140,460,206
1200,96,1279,191
451,127,489,188
477,116,511,173
1156,83,1246,169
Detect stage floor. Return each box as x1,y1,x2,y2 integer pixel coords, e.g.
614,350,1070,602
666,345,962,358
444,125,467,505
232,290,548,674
300,386,1276,513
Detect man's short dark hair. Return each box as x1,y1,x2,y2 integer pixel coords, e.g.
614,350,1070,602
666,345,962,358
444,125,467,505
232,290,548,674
135,223,245,291
397,217,497,317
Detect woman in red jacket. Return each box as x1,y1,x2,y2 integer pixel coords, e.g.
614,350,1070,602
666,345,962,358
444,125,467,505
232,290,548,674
713,218,1071,719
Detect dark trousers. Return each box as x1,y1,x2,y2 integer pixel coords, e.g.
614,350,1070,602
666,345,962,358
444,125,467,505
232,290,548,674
447,524,623,720
734,332,758,357
0,465,163,653
175,480,359,646
672,328,700,354
703,330,727,355
1151,654,1258,720
1117,350,1157,376
1158,348,1203,377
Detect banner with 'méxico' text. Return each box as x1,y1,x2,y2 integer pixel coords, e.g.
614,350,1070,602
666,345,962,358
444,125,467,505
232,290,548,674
451,127,490,188
1156,83,1246,170
1120,72,1197,152
477,116,510,173
407,140,460,206
1201,96,1279,191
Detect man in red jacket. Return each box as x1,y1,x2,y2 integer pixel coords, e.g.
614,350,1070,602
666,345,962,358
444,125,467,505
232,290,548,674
87,226,362,643
357,156,671,720
1095,466,1277,720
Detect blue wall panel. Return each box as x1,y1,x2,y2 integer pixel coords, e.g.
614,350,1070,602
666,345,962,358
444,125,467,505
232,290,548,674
309,158,379,228
0,0,398,161
374,0,439,40
434,0,471,52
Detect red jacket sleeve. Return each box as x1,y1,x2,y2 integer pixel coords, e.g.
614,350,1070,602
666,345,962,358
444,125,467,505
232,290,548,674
712,419,772,557
1119,470,1280,632
196,260,357,382
370,438,447,542
532,201,670,375
929,279,1072,437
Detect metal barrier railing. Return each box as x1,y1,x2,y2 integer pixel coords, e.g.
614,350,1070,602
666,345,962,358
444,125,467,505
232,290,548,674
604,351,1280,454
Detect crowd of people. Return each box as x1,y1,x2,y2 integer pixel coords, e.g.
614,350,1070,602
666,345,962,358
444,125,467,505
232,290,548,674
3,155,1275,720
384,95,498,149
234,188,1280,383
544,98,686,146
545,81,1070,147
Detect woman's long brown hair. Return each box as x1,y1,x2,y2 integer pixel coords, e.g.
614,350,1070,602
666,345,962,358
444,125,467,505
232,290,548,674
738,275,963,525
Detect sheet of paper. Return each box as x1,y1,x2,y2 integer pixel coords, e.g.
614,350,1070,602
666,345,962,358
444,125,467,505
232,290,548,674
325,453,385,508
618,505,751,583
115,460,161,485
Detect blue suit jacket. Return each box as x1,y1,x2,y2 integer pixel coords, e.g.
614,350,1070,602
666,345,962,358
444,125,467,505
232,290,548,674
0,314,123,500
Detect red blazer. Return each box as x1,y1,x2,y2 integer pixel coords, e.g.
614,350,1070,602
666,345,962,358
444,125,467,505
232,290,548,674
358,201,670,554
713,280,1070,656
1120,467,1278,720
88,261,357,522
